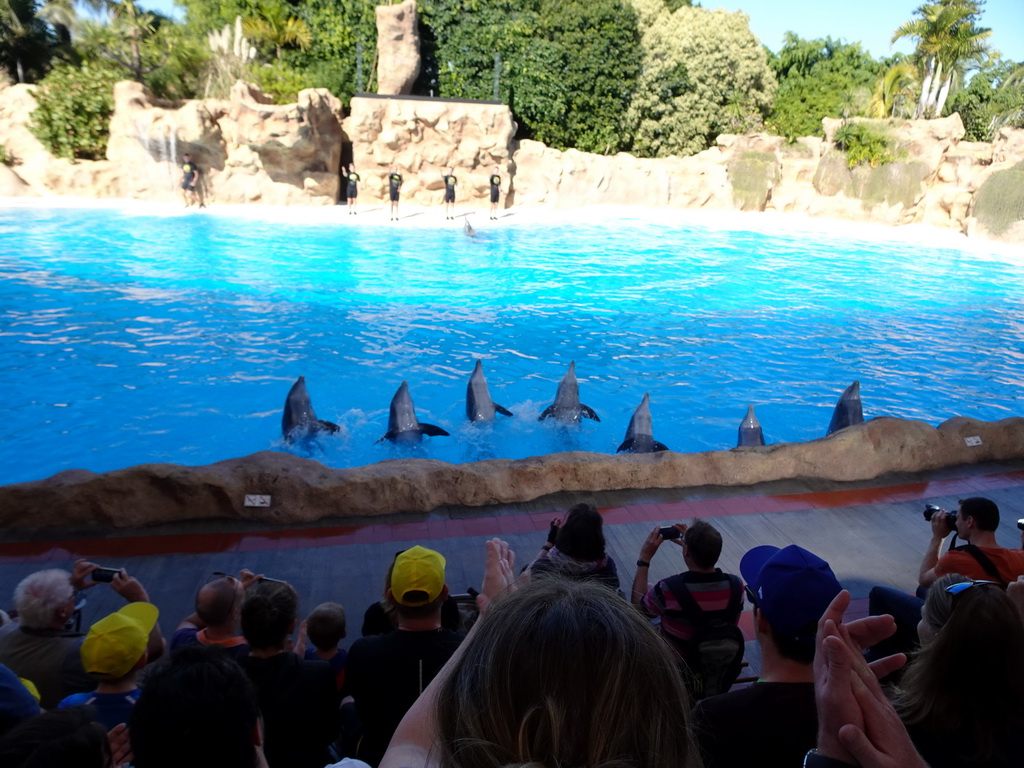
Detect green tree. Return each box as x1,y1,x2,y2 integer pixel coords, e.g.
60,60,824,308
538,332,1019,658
625,0,776,157
243,1,310,60
868,59,919,118
945,58,1024,139
28,59,121,159
1,0,54,82
766,33,882,140
892,0,991,118
416,0,641,154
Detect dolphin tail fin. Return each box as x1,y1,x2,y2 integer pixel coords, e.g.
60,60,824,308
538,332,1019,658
495,404,513,417
538,405,556,421
419,423,450,438
375,433,394,444
616,439,635,453
580,405,600,422
652,440,669,452
318,420,341,434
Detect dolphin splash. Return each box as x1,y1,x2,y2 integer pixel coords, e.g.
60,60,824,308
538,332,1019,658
465,360,513,422
827,380,864,435
281,376,340,443
377,381,450,443
538,361,600,424
616,393,667,453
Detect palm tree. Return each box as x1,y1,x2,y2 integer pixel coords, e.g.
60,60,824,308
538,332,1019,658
869,60,919,118
242,3,311,61
892,0,991,119
1,0,50,82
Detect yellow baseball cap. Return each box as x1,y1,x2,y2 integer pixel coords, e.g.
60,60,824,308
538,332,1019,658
81,603,158,680
391,546,446,607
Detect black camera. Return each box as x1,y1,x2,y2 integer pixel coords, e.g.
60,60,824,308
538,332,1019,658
923,504,957,529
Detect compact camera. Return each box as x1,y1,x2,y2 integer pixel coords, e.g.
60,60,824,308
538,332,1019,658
923,504,957,529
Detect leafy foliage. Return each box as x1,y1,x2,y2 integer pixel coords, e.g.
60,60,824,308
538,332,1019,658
892,0,991,119
0,143,9,164
833,122,897,168
0,0,55,83
767,33,882,140
248,59,316,103
416,0,641,154
28,60,121,160
625,0,776,158
945,59,1024,140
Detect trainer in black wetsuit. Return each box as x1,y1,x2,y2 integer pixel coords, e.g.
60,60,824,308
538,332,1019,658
388,168,403,221
489,168,501,220
442,168,457,220
180,153,204,208
346,164,360,215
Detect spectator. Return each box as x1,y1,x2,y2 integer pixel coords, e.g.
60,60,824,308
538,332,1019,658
893,578,1024,766
0,561,163,708
171,569,259,660
300,602,348,693
361,552,461,636
919,497,1024,588
131,644,263,768
527,503,620,592
870,496,1024,660
631,519,743,698
0,708,112,768
57,603,158,731
240,579,339,768
381,539,701,768
348,545,466,767
692,544,842,768
0,664,40,737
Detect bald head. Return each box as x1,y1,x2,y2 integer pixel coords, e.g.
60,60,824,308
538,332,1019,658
196,577,242,629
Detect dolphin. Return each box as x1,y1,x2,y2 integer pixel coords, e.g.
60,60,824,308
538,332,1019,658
538,361,600,423
737,404,765,447
827,380,864,435
281,376,340,443
616,393,668,453
463,219,476,237
377,381,450,443
466,360,513,422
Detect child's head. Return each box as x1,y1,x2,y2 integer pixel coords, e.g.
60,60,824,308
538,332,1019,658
81,603,158,684
306,602,346,651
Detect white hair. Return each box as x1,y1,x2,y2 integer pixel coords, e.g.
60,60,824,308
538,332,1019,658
14,569,73,629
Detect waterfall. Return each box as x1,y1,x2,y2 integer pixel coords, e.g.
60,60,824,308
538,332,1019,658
133,111,182,199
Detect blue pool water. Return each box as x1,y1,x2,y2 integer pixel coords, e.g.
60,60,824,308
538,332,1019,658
1,204,1022,485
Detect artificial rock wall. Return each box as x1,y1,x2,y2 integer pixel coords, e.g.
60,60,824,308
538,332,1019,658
0,80,344,205
1,415,1022,530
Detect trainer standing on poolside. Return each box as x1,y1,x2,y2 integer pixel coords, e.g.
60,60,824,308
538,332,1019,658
442,166,457,220
346,163,360,215
388,165,403,221
181,154,204,208
489,166,501,220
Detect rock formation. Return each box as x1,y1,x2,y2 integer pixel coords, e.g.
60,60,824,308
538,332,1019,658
1,80,344,205
1,415,1021,530
375,0,421,96
1,72,1022,240
344,95,515,206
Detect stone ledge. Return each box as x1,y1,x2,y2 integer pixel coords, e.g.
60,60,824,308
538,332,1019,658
0,415,1020,530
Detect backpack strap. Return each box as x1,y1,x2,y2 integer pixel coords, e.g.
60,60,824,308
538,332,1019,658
952,544,1006,586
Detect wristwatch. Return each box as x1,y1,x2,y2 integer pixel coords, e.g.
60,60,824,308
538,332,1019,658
803,750,856,768
636,559,650,568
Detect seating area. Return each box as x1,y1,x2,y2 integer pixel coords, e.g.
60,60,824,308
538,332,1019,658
1,459,1022,767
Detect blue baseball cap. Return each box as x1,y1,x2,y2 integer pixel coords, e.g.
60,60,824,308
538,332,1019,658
740,544,842,645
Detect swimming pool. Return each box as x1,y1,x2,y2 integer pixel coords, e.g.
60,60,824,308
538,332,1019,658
2,203,1022,486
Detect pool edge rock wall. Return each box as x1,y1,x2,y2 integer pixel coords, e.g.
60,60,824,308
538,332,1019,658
1,415,1021,531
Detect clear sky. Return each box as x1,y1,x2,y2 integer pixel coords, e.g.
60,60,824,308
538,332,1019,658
713,0,1023,62
141,0,1023,63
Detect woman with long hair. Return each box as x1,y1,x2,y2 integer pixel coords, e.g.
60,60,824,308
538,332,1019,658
381,539,700,768
527,503,620,592
895,577,1024,767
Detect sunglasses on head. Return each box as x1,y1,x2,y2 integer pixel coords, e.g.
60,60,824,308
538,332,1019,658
944,579,1001,597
